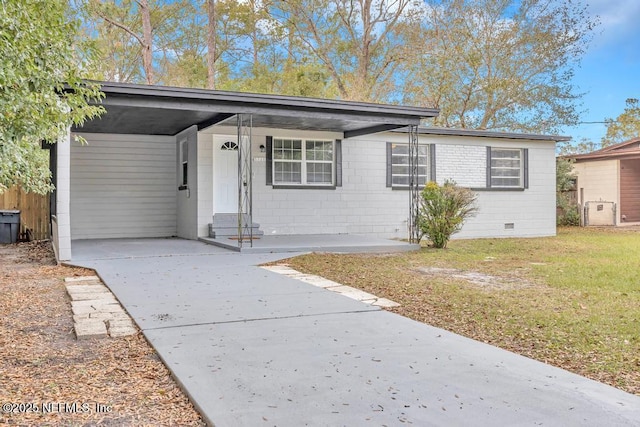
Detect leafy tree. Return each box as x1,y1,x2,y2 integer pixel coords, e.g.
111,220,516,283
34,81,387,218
277,0,415,101
418,181,477,248
556,159,576,193
86,0,156,84
155,0,209,88
0,0,103,194
71,0,597,136
84,0,189,85
556,137,600,156
556,159,579,226
76,0,144,83
206,0,218,89
602,98,640,146
404,0,597,133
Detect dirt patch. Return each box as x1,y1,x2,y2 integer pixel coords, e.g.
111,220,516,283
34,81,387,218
415,266,537,290
0,241,205,426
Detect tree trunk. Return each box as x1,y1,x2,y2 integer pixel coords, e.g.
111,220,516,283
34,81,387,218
139,0,154,84
206,0,217,90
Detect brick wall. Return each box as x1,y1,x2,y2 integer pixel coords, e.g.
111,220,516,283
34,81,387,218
197,127,557,240
435,144,486,187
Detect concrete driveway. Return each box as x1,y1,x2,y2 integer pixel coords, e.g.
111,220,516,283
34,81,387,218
70,239,640,426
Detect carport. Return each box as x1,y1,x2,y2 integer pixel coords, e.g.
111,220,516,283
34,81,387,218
50,82,437,261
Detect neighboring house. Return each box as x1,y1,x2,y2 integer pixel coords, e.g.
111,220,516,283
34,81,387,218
567,137,640,225
48,82,567,261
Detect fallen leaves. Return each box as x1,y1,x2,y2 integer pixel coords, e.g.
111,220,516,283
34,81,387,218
0,241,205,426
285,236,640,397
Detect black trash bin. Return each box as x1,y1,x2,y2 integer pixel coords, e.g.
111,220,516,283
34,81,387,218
0,210,20,244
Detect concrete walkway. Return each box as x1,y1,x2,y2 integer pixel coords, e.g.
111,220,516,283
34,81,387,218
70,239,640,426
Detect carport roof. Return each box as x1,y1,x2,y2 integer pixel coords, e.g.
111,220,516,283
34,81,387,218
72,81,438,138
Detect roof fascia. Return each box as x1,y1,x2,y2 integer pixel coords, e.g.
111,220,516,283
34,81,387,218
96,81,438,119
392,126,570,142
98,95,422,126
571,152,640,162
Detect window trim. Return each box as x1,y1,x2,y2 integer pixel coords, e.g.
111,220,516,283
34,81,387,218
386,142,435,189
486,147,529,190
267,137,341,189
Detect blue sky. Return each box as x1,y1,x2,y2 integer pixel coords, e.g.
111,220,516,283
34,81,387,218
560,0,640,144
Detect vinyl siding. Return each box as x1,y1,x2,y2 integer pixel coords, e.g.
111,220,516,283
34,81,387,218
70,133,177,239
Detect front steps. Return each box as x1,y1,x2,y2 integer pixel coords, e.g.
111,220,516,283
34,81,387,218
208,213,264,238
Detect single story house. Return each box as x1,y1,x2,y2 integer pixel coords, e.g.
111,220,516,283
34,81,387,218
49,82,567,261
567,138,640,225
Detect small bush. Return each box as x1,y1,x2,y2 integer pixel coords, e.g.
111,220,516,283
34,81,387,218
418,180,478,248
556,158,580,226
557,193,581,226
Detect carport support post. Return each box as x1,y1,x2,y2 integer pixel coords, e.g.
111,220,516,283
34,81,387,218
408,124,420,243
52,128,72,261
237,114,253,248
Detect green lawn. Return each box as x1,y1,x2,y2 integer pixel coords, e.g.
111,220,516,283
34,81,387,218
283,227,640,395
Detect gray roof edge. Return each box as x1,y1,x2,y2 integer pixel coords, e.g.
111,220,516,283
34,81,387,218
392,126,571,142
93,81,439,118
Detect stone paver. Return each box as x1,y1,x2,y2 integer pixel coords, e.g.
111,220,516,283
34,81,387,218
64,275,101,283
73,320,108,340
66,284,110,292
65,277,137,339
70,298,119,309
261,264,401,308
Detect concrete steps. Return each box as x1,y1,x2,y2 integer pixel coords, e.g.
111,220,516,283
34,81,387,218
208,213,264,238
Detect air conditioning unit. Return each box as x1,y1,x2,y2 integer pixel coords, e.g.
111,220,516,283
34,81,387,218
584,201,616,226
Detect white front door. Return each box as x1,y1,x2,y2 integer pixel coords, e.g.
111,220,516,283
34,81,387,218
214,136,238,213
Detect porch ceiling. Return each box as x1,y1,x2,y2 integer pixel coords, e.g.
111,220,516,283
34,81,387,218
71,81,438,138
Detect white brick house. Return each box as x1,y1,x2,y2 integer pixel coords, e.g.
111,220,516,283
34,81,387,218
50,82,566,261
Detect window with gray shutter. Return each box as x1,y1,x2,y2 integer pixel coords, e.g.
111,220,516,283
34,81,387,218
487,148,528,189
386,142,431,188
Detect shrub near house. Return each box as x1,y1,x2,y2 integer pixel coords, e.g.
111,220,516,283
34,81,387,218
418,180,478,248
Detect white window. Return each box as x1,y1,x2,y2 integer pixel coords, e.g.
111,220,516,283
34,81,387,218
273,138,334,186
388,143,429,188
490,148,523,188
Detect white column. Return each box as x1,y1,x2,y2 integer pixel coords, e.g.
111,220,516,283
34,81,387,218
53,129,72,261
197,132,214,237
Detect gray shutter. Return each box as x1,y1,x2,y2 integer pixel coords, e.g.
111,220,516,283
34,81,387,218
335,139,342,187
266,136,273,186
386,142,393,187
429,144,437,182
523,148,529,189
486,146,492,188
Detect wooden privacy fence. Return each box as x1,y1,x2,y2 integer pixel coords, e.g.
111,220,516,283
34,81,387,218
0,186,50,241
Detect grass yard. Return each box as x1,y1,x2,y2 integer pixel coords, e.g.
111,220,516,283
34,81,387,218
285,227,640,396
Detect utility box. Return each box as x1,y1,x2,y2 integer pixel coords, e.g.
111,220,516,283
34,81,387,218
584,201,616,226
0,210,20,244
